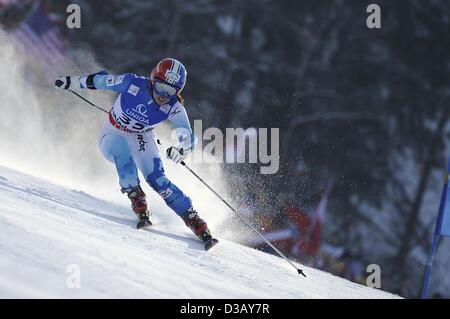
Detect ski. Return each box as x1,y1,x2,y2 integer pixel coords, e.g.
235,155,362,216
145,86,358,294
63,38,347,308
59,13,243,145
136,219,152,229
204,238,219,251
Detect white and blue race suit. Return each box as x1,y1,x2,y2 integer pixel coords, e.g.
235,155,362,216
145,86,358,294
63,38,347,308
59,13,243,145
76,72,195,217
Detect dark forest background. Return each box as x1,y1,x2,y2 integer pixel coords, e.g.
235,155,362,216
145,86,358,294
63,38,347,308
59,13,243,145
3,0,450,298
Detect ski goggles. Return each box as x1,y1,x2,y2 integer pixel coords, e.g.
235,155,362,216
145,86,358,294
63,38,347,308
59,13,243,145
153,79,178,98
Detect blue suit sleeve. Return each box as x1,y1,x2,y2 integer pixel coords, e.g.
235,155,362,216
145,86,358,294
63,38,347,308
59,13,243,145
168,102,197,151
91,74,133,93
77,72,133,93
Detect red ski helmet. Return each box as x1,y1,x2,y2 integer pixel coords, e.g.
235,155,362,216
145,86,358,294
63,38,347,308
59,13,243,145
150,58,187,98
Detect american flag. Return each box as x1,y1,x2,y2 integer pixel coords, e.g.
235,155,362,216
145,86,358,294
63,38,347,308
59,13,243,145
11,2,66,75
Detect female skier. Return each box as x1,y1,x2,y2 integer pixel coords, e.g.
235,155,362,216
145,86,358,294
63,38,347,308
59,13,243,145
55,58,217,249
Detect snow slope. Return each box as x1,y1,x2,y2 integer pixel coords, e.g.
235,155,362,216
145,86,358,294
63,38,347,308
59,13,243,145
0,165,400,299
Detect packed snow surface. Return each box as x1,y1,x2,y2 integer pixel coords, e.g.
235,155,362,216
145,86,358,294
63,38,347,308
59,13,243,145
0,165,400,298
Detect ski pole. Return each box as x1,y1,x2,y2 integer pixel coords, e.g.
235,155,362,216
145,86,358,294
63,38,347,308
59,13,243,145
180,161,306,277
66,90,306,277
68,90,109,114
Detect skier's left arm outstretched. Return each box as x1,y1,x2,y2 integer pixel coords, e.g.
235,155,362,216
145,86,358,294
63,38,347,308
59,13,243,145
56,71,196,164
55,71,134,93
165,102,197,164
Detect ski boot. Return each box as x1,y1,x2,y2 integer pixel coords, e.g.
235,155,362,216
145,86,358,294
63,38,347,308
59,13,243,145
182,208,218,250
124,185,152,229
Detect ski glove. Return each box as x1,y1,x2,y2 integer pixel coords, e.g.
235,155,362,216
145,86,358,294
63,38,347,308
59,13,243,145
166,146,191,164
55,76,78,90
